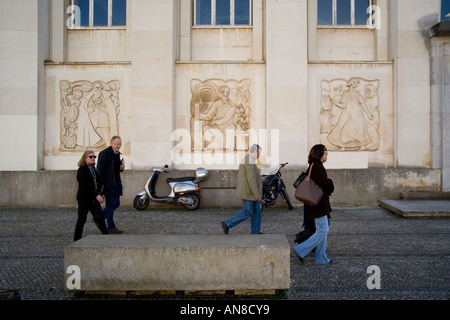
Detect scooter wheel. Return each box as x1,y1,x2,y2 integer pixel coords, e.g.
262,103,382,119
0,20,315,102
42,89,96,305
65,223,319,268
183,193,200,211
133,195,149,211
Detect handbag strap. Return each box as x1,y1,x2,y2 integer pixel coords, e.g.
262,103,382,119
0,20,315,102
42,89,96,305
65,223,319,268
306,162,314,181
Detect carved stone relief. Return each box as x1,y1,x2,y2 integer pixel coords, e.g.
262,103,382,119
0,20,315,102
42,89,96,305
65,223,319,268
320,77,380,151
190,78,251,151
59,80,120,151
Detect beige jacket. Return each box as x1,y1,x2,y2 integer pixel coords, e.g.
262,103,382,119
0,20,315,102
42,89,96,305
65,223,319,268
235,154,262,201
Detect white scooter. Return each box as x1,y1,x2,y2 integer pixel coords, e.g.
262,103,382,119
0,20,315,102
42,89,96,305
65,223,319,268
133,165,208,211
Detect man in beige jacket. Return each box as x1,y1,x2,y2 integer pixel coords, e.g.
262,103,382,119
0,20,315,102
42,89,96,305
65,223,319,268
222,144,263,234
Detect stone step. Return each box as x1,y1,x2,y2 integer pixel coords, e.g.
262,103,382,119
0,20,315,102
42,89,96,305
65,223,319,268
400,191,450,200
379,199,450,218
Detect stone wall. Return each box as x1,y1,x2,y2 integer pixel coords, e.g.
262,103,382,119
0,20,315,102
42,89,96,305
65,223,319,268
1,0,448,197
0,168,441,208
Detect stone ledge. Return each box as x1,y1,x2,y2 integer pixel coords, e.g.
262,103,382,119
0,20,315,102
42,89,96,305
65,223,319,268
65,234,290,293
379,199,450,218
430,21,450,37
400,191,450,200
1,168,442,207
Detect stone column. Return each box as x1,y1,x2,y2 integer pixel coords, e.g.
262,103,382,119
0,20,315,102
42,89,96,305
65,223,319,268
130,0,176,169
0,0,49,170
178,0,190,61
390,0,435,168
252,0,264,61
265,0,308,167
444,42,450,191
430,21,450,191
50,0,67,63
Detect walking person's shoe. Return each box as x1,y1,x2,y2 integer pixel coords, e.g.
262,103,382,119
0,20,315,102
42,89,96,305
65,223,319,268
295,252,304,264
221,222,229,234
108,228,123,234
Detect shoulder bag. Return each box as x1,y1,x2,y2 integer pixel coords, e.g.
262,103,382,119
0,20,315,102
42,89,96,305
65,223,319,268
294,163,323,205
293,171,307,188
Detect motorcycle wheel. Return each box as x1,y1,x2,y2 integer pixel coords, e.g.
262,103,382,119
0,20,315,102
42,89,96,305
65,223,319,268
183,193,200,211
133,195,150,211
280,188,293,210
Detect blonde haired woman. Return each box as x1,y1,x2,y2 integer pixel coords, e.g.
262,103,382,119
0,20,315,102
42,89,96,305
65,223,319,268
74,150,109,241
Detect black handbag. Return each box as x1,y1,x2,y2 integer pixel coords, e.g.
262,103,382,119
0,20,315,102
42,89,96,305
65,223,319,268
294,229,315,244
293,172,307,188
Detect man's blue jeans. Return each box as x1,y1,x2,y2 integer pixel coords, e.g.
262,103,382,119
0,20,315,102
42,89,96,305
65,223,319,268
103,187,120,231
294,215,330,264
224,200,262,234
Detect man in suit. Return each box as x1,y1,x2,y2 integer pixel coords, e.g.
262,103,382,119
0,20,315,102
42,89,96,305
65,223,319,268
97,136,124,234
221,144,263,234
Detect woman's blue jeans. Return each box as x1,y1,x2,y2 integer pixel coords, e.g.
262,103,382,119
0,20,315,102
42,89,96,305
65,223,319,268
294,215,331,264
224,200,262,234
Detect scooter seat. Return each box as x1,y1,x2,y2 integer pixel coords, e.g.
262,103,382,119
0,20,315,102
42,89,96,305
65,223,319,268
166,177,196,183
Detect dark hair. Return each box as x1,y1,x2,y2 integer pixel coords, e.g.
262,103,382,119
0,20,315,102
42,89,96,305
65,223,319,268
308,144,327,164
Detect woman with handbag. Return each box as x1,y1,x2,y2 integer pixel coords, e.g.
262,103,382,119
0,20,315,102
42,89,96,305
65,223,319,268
294,144,334,265
74,150,109,241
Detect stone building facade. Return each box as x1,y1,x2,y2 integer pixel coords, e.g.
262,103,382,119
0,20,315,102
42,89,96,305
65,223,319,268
0,0,449,207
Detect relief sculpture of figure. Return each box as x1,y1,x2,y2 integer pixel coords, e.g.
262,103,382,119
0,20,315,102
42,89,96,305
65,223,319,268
59,80,121,151
199,86,236,150
234,105,251,131
320,77,380,151
88,81,120,146
76,83,102,148
190,79,252,152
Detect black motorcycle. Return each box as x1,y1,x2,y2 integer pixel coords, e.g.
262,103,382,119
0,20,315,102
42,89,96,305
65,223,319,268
261,162,293,210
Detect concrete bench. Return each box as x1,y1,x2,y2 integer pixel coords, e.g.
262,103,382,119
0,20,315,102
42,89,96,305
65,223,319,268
64,234,290,294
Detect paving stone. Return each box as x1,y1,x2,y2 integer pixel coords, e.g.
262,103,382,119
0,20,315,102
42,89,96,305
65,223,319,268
0,206,448,300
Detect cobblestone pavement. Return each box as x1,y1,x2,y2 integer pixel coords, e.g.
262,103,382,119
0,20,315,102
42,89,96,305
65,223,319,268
0,205,449,300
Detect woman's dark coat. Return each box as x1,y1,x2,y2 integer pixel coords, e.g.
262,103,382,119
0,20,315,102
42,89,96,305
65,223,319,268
76,165,101,203
305,160,334,219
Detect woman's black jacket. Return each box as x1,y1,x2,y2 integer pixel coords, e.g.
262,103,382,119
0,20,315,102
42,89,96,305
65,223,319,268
76,165,101,203
305,160,334,219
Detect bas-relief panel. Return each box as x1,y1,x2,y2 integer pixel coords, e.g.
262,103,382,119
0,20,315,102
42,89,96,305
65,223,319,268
320,77,380,151
59,80,121,151
190,78,252,151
